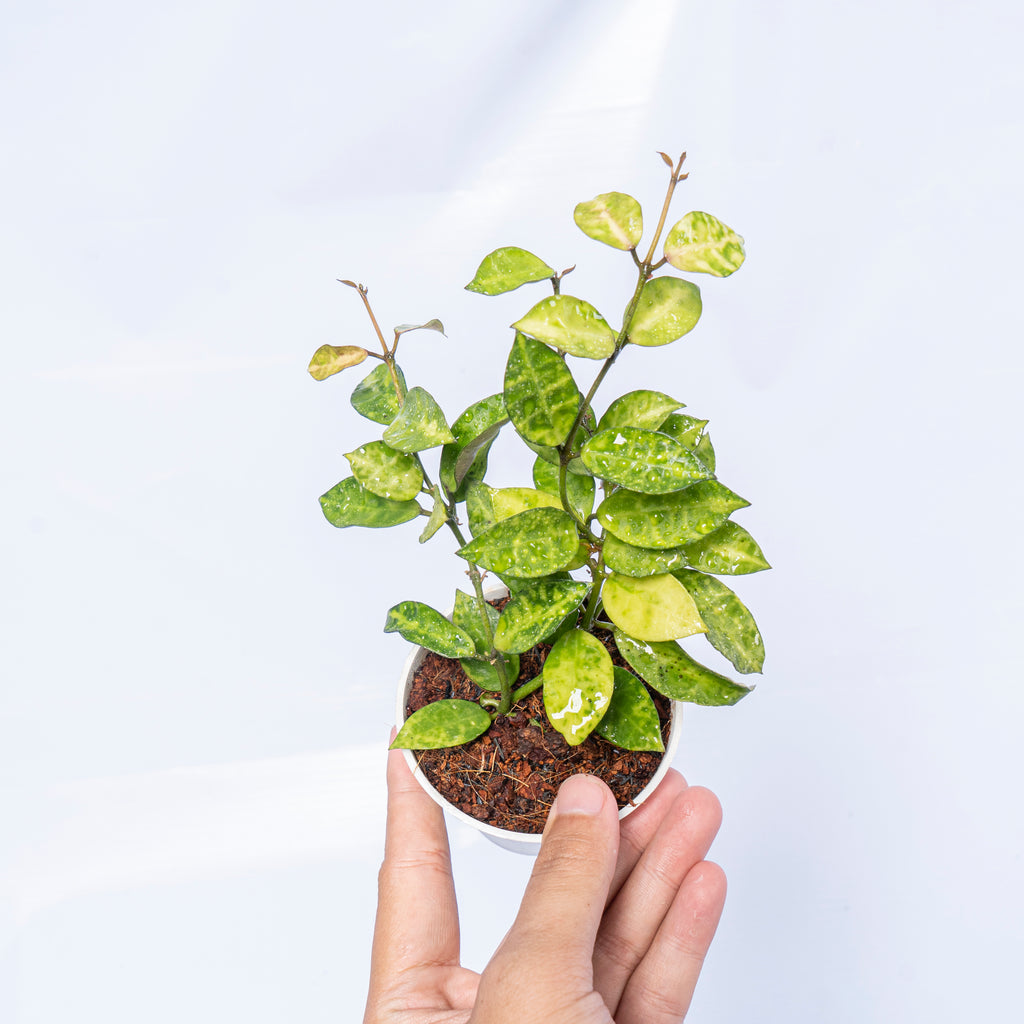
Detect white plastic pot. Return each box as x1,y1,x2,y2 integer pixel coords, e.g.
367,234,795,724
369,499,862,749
395,629,682,856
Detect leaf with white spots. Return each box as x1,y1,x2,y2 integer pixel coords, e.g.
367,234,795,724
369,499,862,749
456,507,580,578
532,456,595,520
674,570,765,673
350,363,407,424
418,485,447,543
581,427,711,494
344,440,423,501
319,477,421,529
598,390,684,433
595,667,664,751
573,192,643,250
382,386,455,453
390,700,491,749
465,247,555,295
493,580,590,654
601,534,690,578
383,601,477,658
438,393,508,500
682,522,770,575
664,211,746,277
503,333,583,446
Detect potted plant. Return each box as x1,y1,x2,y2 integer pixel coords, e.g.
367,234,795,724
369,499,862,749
309,151,768,852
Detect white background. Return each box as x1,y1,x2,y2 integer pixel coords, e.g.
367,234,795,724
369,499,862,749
2,1,1022,1021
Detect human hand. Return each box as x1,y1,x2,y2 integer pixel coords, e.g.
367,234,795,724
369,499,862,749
364,748,725,1024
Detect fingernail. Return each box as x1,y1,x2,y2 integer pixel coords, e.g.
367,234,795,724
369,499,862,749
554,774,606,816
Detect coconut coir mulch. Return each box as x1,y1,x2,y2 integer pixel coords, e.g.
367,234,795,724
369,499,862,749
406,627,671,835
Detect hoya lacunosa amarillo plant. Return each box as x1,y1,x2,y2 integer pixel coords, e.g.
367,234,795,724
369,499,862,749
309,152,767,755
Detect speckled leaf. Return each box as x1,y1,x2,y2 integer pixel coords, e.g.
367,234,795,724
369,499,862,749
453,590,520,691
439,394,508,499
597,390,683,433
614,630,753,706
542,630,613,746
419,485,447,543
350,363,407,424
596,480,750,549
384,601,477,658
628,277,702,347
602,534,690,577
352,364,407,423
595,667,664,751
493,580,590,654
394,318,445,337
319,477,421,529
465,247,555,295
513,295,616,360
573,192,643,250
602,572,706,642
456,507,579,578
382,386,455,453
465,482,496,537
344,440,423,501
683,522,770,575
664,211,746,277
674,570,765,674
307,344,368,381
503,333,582,446
581,427,711,494
390,700,491,750
489,486,563,521
532,456,595,519
657,413,708,450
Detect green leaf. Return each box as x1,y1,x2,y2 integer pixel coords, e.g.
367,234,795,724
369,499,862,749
456,507,580,578
390,699,491,750
695,432,716,473
595,667,664,751
628,277,702,348
674,570,765,673
453,590,520,691
465,482,497,538
489,486,562,521
307,344,369,381
602,572,706,642
596,480,750,549
614,630,753,706
683,522,770,575
438,394,508,499
493,580,591,654
597,390,683,433
344,440,423,501
419,485,448,543
351,363,407,424
526,440,593,477
382,386,455,453
656,413,708,450
542,630,613,746
580,427,712,494
394,318,445,337
513,295,616,360
503,332,583,446
532,456,595,520
573,191,643,250
384,601,477,658
319,477,421,528
664,211,746,277
602,534,690,577
465,246,555,295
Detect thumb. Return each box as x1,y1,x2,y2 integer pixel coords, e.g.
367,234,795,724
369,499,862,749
478,775,619,1012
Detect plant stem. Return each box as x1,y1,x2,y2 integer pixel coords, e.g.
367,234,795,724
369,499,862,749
511,674,544,704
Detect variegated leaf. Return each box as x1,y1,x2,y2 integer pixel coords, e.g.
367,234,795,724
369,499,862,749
456,507,579,578
384,601,477,658
580,427,711,494
465,247,555,295
664,211,746,277
601,534,690,578
453,590,520,691
628,277,702,348
390,700,491,749
614,629,753,706
350,362,407,424
419,485,448,543
573,192,643,250
595,667,664,751
674,570,765,674
382,386,455,453
542,630,613,746
344,440,423,501
438,393,507,499
532,456,595,520
319,477,421,529
503,333,582,446
513,295,616,360
394,318,445,337
656,413,708,450
683,522,770,575
493,580,590,654
307,344,368,381
597,390,683,433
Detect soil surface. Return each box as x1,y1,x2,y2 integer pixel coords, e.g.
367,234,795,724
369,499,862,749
406,626,671,835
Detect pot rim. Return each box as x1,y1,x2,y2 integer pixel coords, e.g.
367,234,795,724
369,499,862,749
394,589,682,853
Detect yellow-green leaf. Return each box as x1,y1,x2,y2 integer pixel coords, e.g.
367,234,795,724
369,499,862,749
542,630,613,746
601,534,690,577
351,363,407,424
580,427,711,494
503,333,582,446
664,211,746,277
628,277,702,347
683,522,770,575
465,247,555,295
307,344,368,381
390,699,491,750
532,456,595,520
384,601,477,658
344,440,423,501
602,572,706,642
595,667,664,751
319,477,421,529
674,570,765,673
382,386,455,453
456,507,579,578
513,295,616,360
419,485,448,543
573,191,643,250
493,580,590,654
598,390,684,433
